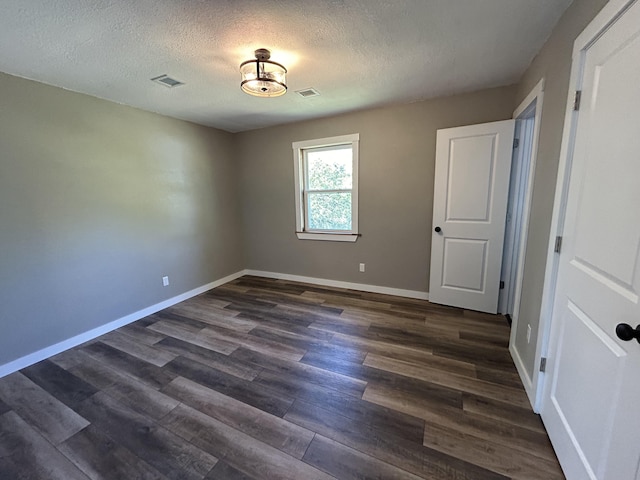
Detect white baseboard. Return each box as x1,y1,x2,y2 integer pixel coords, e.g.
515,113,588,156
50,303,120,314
243,269,429,300
0,270,244,379
509,341,536,411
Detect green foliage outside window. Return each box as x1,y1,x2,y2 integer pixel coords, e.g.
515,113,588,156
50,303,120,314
308,193,352,230
305,147,352,231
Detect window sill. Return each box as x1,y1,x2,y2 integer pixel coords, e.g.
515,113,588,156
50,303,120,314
295,232,359,242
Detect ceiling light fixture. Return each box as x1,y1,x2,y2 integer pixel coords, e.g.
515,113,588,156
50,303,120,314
240,48,287,97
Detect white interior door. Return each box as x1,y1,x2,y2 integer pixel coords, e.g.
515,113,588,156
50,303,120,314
429,120,515,314
541,1,640,479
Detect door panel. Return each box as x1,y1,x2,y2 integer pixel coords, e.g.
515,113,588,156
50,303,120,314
573,147,640,288
542,1,640,479
446,135,496,221
442,239,487,291
429,120,515,313
550,302,627,469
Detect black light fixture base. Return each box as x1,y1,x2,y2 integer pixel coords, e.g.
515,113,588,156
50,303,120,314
254,48,271,61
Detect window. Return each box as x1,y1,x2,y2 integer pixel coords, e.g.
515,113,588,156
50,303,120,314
293,134,359,241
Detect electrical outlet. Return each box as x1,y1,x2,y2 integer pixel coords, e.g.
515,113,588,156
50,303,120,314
527,324,532,343
359,263,365,272
162,276,170,287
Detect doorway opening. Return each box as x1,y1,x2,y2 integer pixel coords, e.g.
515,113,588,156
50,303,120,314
499,79,544,404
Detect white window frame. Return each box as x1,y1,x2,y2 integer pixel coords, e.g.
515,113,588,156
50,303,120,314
293,134,359,242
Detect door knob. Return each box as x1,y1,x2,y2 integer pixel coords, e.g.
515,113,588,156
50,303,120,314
434,226,442,233
615,323,640,343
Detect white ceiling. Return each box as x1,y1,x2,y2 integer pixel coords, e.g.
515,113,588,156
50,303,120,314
0,0,572,132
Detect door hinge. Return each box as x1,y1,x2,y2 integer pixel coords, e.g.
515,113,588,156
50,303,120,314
539,357,547,373
499,281,505,290
513,138,520,149
573,90,582,111
554,236,562,253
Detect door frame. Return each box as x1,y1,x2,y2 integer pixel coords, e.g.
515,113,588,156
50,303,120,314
535,0,637,413
498,119,526,317
504,79,545,407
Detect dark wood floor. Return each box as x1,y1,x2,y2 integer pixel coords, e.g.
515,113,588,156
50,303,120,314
0,276,564,480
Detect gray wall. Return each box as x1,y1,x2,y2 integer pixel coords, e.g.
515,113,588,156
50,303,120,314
236,86,516,292
0,72,244,366
512,0,608,379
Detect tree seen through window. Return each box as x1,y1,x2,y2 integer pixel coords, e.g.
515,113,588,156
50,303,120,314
304,146,352,231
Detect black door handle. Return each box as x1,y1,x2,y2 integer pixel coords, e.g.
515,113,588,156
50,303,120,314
615,323,640,343
434,226,442,233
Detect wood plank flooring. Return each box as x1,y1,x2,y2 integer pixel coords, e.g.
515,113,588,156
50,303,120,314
0,276,564,479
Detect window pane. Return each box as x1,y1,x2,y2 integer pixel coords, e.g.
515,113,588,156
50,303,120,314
306,146,352,190
307,192,352,231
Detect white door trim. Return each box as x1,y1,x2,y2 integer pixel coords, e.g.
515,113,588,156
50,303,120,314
535,0,638,413
505,79,546,409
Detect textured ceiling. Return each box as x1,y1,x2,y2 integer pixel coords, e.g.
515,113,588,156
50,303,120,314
0,0,572,132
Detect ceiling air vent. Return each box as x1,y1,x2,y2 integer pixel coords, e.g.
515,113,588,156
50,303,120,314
295,88,320,98
151,74,185,88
